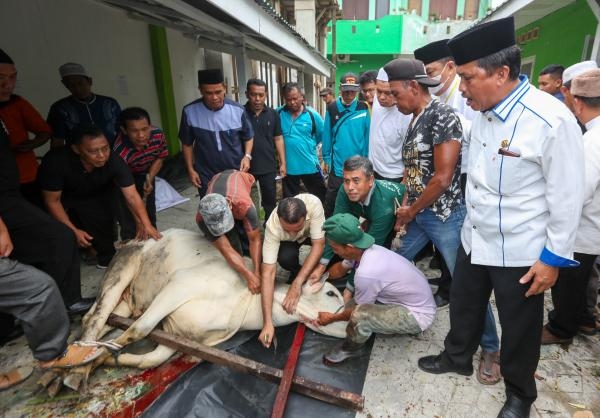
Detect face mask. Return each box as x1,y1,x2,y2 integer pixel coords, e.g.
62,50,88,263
428,63,448,96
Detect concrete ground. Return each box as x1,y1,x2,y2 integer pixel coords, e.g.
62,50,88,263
1,182,599,417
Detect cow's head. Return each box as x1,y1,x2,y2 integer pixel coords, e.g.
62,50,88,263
294,281,347,338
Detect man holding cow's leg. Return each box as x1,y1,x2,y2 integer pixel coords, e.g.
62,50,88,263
315,214,436,364
196,170,263,294
259,195,326,348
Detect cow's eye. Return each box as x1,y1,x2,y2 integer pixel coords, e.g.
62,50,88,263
326,290,335,297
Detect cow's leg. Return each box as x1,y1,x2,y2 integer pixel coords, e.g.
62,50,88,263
110,281,191,348
103,344,177,369
80,245,143,341
62,247,142,392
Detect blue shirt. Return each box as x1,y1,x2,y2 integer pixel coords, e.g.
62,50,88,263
322,97,370,177
179,98,253,182
277,105,324,175
47,94,121,145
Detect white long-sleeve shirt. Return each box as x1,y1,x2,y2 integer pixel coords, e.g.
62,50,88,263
462,76,584,267
436,75,478,174
368,96,411,178
575,115,600,255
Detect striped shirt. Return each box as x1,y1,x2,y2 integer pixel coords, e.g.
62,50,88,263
113,127,168,175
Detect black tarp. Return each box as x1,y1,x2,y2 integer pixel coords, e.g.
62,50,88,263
143,325,372,418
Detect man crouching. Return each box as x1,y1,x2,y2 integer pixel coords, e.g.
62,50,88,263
316,213,436,365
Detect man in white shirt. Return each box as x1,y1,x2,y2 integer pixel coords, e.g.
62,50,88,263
368,68,411,183
543,69,600,344
417,17,584,418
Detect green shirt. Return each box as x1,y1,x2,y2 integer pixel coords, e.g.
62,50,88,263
321,179,405,263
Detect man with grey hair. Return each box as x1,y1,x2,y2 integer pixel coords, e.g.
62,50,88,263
418,17,584,417
309,156,405,302
259,194,326,348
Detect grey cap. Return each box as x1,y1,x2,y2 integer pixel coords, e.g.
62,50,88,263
59,62,88,79
198,194,234,236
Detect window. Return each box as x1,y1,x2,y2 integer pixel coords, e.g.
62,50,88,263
521,55,536,79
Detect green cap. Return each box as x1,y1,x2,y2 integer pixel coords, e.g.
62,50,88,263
322,213,375,249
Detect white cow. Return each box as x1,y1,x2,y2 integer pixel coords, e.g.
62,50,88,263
61,228,347,391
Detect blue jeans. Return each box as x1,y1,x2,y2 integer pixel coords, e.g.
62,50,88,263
396,205,500,352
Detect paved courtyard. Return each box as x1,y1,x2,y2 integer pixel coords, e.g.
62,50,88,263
0,182,598,417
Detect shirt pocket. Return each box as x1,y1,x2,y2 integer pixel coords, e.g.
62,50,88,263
497,154,524,195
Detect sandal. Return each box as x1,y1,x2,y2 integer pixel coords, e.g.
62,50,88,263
0,366,33,390
477,350,501,385
38,342,104,369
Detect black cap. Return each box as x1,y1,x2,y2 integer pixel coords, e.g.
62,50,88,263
0,49,14,65
383,58,440,86
339,72,360,92
197,68,224,86
448,17,516,66
414,39,452,65
319,87,333,96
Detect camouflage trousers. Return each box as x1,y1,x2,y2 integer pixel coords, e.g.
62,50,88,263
346,304,422,345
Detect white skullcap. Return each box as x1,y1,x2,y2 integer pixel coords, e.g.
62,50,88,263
563,60,598,85
376,68,388,82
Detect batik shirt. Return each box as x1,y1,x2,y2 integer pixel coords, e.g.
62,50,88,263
402,99,462,221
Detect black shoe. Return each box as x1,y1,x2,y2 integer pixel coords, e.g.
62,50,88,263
433,291,450,309
417,354,473,376
429,256,441,270
323,343,367,365
67,298,95,316
428,277,441,286
497,394,531,418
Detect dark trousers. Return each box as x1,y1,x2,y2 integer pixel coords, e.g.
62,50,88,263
374,172,403,184
0,196,82,305
67,192,116,267
253,172,277,222
324,174,344,218
282,172,326,202
117,175,156,241
548,252,597,337
277,239,311,279
0,258,69,360
442,245,542,402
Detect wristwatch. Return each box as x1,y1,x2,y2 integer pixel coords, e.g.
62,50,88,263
244,153,252,160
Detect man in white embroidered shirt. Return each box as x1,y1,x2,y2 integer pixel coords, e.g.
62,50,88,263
417,17,584,418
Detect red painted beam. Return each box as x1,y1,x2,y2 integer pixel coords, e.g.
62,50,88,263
271,323,306,418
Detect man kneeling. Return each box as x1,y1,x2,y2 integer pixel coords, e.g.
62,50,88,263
316,213,436,365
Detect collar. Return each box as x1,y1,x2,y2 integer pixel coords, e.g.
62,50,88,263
244,102,267,116
362,181,376,206
489,75,530,122
338,96,356,110
72,93,97,105
585,114,600,131
439,75,460,104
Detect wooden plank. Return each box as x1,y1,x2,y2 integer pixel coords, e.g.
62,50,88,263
107,314,364,411
271,323,306,418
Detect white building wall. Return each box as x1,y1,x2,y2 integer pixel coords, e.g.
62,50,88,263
0,0,161,127
166,29,207,122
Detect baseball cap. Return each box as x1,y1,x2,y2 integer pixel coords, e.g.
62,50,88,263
339,72,360,92
59,63,89,79
322,213,375,249
563,60,598,86
319,87,333,96
198,194,234,236
383,58,440,86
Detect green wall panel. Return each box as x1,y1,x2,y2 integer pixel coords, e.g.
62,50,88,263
517,0,596,81
327,15,404,54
